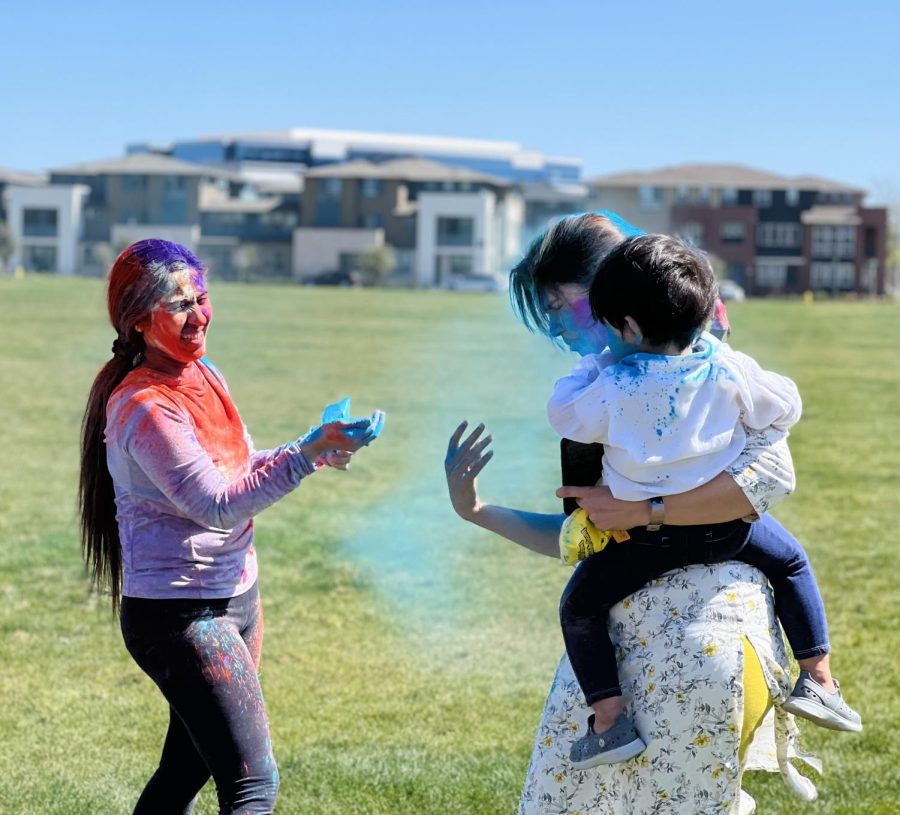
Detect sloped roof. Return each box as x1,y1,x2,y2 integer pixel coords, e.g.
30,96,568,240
50,152,234,178
589,163,864,194
0,167,45,186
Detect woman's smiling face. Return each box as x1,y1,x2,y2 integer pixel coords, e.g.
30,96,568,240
138,268,212,363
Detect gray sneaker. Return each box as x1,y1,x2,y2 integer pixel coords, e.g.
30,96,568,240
569,713,646,769
781,671,862,732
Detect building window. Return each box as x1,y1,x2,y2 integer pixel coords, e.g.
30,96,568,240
260,210,298,231
437,216,474,247
121,175,148,194
315,178,343,227
752,189,773,208
785,188,800,207
319,178,342,199
22,208,59,237
811,225,856,258
638,185,664,210
677,221,704,247
757,222,802,249
810,262,855,290
720,222,745,242
164,174,186,192
23,244,58,272
864,227,878,258
755,262,788,287
675,185,690,203
726,263,746,284
720,187,738,206
361,212,384,229
818,191,856,205
360,179,383,198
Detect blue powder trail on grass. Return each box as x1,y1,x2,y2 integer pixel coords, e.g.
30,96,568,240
329,304,564,654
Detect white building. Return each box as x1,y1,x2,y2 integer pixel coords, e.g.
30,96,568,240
3,184,90,275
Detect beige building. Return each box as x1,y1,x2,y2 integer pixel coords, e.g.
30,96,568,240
49,153,233,272
295,158,524,286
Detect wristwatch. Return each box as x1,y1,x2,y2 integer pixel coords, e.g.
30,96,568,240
647,497,665,532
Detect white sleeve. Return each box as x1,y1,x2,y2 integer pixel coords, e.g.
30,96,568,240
728,350,802,431
546,354,612,444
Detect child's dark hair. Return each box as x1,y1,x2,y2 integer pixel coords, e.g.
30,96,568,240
589,235,717,349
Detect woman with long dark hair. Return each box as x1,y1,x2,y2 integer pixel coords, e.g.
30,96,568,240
79,239,383,814
445,212,821,813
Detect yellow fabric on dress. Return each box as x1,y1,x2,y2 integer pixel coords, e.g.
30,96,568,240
739,635,773,765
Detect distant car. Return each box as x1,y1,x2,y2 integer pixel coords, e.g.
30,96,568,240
717,280,746,302
309,269,361,287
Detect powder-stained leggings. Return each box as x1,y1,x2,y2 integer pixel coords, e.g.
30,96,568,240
120,581,278,815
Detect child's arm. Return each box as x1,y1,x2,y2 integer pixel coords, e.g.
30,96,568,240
546,354,613,444
729,351,802,432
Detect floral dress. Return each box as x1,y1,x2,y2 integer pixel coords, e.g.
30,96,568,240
519,431,820,815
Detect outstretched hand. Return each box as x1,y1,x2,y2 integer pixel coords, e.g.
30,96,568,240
445,421,493,521
316,449,354,470
302,408,386,464
555,484,650,530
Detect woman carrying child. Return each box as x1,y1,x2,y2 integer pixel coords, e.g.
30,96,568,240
446,211,844,813
547,234,860,768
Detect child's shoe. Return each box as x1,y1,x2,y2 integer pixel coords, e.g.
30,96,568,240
781,670,862,732
569,713,646,769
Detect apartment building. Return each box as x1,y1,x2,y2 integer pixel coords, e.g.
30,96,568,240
0,153,297,278
587,164,888,295
45,153,236,272
137,127,586,248
294,157,524,286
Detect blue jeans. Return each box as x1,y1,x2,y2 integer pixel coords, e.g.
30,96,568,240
559,514,830,705
120,581,278,815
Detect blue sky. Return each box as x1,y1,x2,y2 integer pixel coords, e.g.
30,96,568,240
4,0,898,202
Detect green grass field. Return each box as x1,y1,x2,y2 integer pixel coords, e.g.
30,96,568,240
1,275,898,814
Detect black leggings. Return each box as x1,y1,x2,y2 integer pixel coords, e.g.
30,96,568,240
120,582,278,815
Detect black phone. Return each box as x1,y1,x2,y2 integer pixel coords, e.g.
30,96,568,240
559,439,604,515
